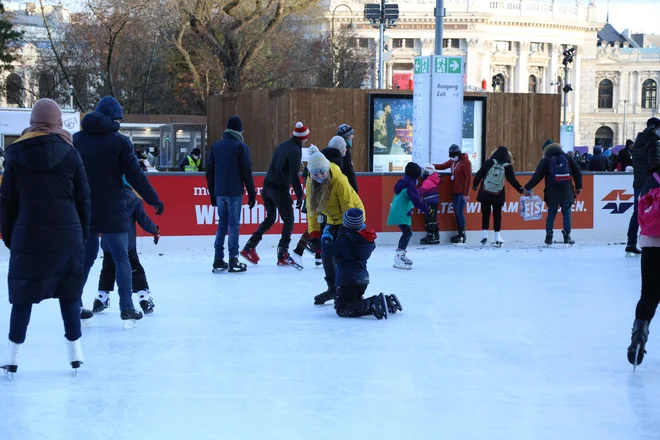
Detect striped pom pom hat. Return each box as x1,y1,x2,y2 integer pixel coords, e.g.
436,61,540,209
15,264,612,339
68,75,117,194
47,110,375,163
343,208,365,230
293,121,310,140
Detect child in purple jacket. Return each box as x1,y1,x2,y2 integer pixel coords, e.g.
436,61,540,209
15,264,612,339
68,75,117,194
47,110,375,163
386,162,433,269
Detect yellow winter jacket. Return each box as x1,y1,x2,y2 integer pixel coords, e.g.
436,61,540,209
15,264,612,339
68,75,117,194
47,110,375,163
307,163,365,233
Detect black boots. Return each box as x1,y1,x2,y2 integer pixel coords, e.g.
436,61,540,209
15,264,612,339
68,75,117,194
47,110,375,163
450,229,466,244
628,319,650,369
545,230,553,245
314,277,337,305
561,230,575,245
420,223,440,244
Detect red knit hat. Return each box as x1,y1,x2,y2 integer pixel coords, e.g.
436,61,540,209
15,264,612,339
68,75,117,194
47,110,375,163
293,121,310,140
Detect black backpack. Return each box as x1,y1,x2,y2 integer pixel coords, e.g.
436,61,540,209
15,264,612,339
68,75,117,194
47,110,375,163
548,154,572,184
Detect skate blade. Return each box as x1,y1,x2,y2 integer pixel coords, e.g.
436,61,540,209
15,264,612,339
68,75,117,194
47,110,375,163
123,319,140,330
239,254,259,265
212,268,228,273
626,253,641,258
81,317,93,327
393,264,412,270
279,260,303,271
634,344,641,372
5,371,14,381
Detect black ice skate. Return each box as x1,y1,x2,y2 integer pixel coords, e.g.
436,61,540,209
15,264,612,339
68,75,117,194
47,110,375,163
420,224,439,245
385,294,402,314
212,259,228,273
121,308,143,330
228,257,247,273
450,230,466,244
628,319,649,371
625,246,642,258
93,291,109,313
314,286,336,305
369,293,388,320
561,230,575,246
138,291,155,315
314,253,322,267
544,230,553,246
80,308,94,326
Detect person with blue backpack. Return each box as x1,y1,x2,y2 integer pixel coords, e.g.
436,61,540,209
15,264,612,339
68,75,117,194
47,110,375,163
524,140,582,245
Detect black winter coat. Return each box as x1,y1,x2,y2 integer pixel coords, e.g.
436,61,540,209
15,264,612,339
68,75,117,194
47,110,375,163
323,228,376,287
206,132,256,199
525,145,582,205
343,148,359,193
632,129,660,190
472,147,524,205
101,187,157,251
588,152,609,172
617,147,634,171
74,112,162,233
1,134,91,305
264,137,304,199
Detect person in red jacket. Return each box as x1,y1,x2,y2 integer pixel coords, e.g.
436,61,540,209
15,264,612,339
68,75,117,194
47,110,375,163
434,144,472,243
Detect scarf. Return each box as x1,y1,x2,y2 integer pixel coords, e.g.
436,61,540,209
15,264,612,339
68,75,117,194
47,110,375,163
224,129,244,143
21,98,73,146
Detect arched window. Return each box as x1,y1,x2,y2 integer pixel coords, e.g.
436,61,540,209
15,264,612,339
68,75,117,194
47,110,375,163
528,75,537,93
642,79,657,109
38,73,55,99
6,73,23,106
595,126,614,149
598,79,613,109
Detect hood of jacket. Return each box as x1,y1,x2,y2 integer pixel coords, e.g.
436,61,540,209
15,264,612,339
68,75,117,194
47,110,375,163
459,152,470,161
321,146,343,169
81,111,121,135
6,133,71,172
341,228,377,261
394,175,417,195
544,144,564,157
491,146,511,163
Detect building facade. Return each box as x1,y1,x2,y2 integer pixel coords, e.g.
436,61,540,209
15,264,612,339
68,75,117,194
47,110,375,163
327,0,660,148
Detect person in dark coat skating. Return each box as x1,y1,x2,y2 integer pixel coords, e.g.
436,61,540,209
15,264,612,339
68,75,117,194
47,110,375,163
95,177,160,315
525,140,582,245
626,118,660,255
1,99,90,374
74,96,164,327
472,146,528,245
240,121,307,266
323,208,398,319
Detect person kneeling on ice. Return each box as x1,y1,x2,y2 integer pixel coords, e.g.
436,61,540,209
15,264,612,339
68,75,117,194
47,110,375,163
305,146,364,305
95,177,160,315
418,163,442,245
323,208,400,320
387,162,433,269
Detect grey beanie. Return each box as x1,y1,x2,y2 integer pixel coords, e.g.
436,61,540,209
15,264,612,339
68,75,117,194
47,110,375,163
327,136,347,154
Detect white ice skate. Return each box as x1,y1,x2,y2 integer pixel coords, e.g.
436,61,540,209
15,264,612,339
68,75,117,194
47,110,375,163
494,232,504,247
137,290,155,315
93,291,109,313
480,230,488,245
394,249,412,270
289,252,303,269
67,338,84,374
2,341,21,378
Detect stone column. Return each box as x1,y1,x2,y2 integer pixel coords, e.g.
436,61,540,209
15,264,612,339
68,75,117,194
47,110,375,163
572,46,582,129
546,44,559,93
466,39,481,88
515,42,530,92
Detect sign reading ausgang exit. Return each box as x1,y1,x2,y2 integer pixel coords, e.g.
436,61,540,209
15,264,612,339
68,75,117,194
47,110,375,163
430,56,464,163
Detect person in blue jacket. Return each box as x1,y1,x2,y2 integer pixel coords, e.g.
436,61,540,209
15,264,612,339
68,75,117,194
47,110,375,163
1,98,90,374
95,177,160,315
74,96,164,327
322,208,401,320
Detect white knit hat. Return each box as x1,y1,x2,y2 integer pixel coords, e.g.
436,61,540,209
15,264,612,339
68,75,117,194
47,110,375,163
327,136,346,154
307,145,330,174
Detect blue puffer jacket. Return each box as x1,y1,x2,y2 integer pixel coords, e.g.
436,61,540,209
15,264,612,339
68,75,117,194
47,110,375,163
74,102,162,233
101,187,158,251
206,132,256,198
323,228,377,286
1,133,90,305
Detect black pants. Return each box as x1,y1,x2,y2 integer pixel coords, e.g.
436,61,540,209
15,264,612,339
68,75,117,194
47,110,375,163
398,225,412,250
251,184,294,250
98,249,149,293
335,284,374,318
481,202,503,231
424,202,439,233
9,299,81,344
635,247,660,322
321,225,340,289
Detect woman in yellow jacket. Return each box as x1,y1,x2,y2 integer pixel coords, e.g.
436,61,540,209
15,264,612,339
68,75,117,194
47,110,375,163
305,146,364,305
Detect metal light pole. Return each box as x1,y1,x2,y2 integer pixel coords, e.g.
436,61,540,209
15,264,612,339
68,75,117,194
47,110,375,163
434,0,444,56
563,63,568,125
623,99,628,143
378,0,386,89
365,2,398,89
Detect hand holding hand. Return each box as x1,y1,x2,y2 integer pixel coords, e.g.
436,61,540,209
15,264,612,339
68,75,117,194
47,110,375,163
296,197,304,209
522,188,530,196
576,188,582,196
154,203,164,216
153,226,160,245
463,195,470,203
210,195,217,207
248,195,256,209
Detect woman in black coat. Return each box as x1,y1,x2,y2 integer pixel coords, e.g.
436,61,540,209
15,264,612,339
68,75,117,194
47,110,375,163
472,146,526,245
0,98,90,375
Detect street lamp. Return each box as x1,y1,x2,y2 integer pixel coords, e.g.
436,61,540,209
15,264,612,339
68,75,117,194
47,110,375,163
331,4,356,87
561,47,576,126
364,2,399,89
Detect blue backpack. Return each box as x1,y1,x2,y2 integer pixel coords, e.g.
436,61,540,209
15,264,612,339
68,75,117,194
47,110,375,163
548,154,572,184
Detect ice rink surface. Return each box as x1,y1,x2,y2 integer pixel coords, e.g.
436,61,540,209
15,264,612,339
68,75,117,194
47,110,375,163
1,238,659,440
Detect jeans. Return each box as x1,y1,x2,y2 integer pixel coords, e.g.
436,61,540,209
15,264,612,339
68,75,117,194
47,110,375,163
546,201,573,232
250,185,294,250
627,188,641,247
98,249,149,292
452,194,466,231
9,299,81,344
481,203,503,231
215,195,243,260
82,232,135,311
398,225,412,250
